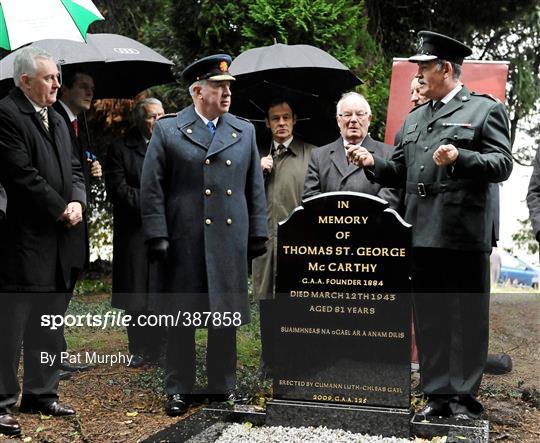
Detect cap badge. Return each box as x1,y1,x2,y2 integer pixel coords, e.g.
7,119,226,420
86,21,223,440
219,61,228,72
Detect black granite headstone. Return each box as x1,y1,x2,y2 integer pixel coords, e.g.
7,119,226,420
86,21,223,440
266,192,412,436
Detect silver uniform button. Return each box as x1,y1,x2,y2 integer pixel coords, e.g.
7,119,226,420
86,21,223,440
205,218,212,225
187,128,193,134
226,160,232,166
232,132,237,138
205,189,212,196
226,189,232,196
226,218,232,225
205,159,211,165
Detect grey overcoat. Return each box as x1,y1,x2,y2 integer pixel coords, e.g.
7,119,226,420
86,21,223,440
252,137,316,300
303,134,402,210
140,105,268,325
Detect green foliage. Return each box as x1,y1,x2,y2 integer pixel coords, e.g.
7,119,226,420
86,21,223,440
512,218,538,255
74,278,112,296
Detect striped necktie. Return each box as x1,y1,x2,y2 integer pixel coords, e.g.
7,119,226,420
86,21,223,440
38,107,49,132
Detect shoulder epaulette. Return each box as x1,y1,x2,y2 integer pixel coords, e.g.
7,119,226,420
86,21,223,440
471,92,500,103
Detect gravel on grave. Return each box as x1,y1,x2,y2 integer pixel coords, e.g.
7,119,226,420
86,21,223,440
214,423,412,443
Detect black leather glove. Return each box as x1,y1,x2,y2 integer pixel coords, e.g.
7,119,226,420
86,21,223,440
146,238,169,262
248,236,267,259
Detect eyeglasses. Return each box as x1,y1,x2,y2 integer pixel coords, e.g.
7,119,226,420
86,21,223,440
338,111,369,120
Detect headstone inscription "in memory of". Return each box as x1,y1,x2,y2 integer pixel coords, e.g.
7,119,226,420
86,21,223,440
271,191,412,410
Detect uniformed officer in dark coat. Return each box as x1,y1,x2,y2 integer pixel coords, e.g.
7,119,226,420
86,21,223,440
106,97,166,367
0,47,84,436
140,54,268,416
348,31,513,419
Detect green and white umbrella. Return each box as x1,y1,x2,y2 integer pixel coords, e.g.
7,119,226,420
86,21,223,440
0,0,104,51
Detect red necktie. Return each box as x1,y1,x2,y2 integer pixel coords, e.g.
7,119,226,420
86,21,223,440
72,118,79,137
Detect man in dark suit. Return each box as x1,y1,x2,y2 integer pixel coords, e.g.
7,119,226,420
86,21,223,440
253,98,316,376
303,92,400,210
106,97,166,368
348,31,513,419
0,47,85,436
140,54,268,416
54,69,102,376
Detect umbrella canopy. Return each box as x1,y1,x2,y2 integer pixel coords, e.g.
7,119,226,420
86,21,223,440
0,33,175,98
229,43,362,146
0,0,104,51
230,43,361,99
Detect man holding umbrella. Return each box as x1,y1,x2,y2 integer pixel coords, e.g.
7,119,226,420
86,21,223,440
348,31,513,419
54,68,102,377
253,97,316,376
0,46,84,436
141,54,268,416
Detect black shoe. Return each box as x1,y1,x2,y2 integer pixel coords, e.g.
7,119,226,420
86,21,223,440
484,353,512,375
165,394,190,416
208,390,249,404
59,370,72,380
19,401,75,416
60,361,90,372
0,413,21,436
418,400,451,418
128,354,146,368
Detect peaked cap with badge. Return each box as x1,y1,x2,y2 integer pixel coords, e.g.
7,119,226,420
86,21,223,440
409,30,472,65
182,54,236,83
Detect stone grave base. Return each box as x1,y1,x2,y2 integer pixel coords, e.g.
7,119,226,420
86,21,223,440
411,414,489,443
266,399,410,438
143,403,489,443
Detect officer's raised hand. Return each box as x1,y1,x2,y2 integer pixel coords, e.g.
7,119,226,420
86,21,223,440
146,237,169,262
433,144,459,166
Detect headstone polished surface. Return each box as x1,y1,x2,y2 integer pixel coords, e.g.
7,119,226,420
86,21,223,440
271,192,412,409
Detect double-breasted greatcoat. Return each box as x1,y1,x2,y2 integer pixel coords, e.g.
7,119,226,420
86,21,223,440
141,105,268,325
106,128,151,311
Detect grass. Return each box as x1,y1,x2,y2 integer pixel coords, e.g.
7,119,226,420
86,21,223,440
66,278,270,400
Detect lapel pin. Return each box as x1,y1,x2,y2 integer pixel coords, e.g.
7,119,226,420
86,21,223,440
187,128,193,134
232,132,237,138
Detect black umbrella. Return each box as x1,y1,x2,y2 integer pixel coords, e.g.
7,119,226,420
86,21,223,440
229,43,362,146
0,33,175,98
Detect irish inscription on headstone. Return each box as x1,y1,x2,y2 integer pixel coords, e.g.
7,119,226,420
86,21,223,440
271,192,412,409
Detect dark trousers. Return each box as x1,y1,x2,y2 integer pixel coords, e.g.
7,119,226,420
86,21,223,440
0,293,65,413
412,248,489,412
126,310,166,359
165,325,236,395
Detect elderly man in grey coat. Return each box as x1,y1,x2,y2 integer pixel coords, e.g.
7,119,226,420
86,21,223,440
141,54,268,417
303,92,400,210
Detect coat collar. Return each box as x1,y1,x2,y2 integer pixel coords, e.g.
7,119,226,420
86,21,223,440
329,135,378,178
426,86,470,123
176,105,244,156
124,127,147,157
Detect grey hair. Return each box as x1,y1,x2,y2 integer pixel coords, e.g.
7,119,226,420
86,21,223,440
13,46,56,87
188,79,208,97
435,59,462,80
133,97,163,123
336,92,371,116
